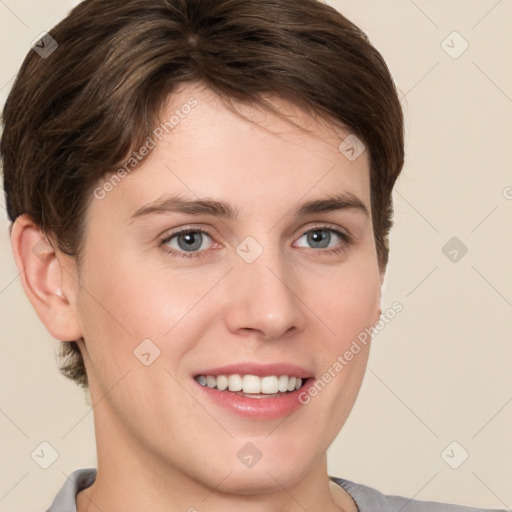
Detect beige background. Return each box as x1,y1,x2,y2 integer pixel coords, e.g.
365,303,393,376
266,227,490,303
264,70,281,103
1,0,511,510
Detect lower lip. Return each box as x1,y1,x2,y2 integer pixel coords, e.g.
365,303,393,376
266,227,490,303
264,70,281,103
194,378,315,420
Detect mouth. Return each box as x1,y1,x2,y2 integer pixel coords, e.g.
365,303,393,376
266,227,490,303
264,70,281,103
192,364,315,420
194,373,308,399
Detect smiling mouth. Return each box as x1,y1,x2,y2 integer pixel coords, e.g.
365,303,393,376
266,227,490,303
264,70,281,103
194,374,308,398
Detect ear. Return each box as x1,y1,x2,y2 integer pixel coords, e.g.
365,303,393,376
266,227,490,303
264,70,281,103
9,214,83,342
375,268,387,321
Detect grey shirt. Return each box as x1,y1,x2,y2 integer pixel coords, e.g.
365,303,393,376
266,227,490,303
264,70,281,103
46,468,509,512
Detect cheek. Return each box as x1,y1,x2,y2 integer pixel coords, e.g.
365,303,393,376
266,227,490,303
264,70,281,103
76,253,226,375
309,263,381,349
300,261,380,409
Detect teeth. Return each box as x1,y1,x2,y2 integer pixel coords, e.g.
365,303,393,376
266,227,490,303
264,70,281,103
195,374,305,394
261,376,278,394
278,375,289,392
216,375,228,391
242,375,261,394
228,374,243,392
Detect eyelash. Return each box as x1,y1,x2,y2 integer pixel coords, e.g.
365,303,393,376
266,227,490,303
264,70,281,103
159,225,351,260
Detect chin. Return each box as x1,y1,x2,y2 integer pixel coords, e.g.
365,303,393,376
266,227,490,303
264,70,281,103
212,463,313,496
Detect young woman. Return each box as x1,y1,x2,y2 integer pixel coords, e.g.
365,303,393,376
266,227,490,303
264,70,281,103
2,0,508,511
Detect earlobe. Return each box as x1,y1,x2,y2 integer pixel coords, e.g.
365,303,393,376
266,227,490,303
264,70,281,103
9,214,83,342
374,269,385,324
379,267,386,288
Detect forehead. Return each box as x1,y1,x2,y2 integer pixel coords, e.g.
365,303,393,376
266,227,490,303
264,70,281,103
88,82,371,226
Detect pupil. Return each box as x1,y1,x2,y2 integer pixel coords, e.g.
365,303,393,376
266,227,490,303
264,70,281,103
178,232,202,251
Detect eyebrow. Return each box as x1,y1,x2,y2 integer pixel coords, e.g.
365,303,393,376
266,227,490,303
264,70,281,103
129,191,369,223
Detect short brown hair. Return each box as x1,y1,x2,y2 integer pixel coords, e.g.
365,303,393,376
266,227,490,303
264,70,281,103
1,0,404,389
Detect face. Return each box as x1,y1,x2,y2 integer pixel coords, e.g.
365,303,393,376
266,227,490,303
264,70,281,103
72,81,383,493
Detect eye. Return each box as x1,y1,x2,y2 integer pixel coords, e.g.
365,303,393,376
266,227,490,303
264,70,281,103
159,228,214,259
294,226,350,255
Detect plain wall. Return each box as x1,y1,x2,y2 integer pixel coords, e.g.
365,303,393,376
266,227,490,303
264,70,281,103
0,0,511,510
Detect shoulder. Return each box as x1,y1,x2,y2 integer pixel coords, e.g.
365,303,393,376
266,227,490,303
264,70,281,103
45,468,96,512
330,475,510,512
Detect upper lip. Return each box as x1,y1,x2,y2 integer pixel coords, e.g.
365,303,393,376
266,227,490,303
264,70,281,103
194,362,314,379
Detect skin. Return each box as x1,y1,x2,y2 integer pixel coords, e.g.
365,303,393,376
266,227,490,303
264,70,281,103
10,81,384,512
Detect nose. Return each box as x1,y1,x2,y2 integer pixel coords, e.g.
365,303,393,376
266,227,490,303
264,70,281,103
223,243,307,341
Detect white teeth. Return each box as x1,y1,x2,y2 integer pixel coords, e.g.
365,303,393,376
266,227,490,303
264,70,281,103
206,376,217,388
228,374,243,392
242,375,261,394
261,376,279,394
216,375,228,391
278,375,289,392
195,374,306,394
